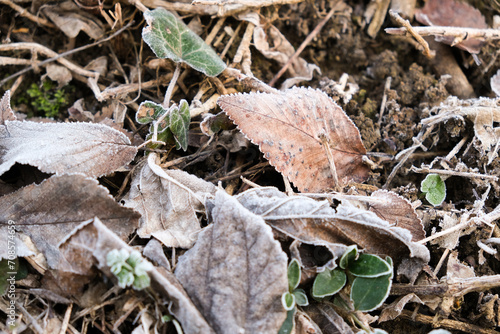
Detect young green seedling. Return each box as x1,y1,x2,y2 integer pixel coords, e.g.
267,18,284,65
421,174,446,206
107,249,153,290
279,258,309,334
138,8,226,150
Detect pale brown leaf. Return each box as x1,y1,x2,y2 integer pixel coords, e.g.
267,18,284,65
0,174,139,269
415,0,487,54
368,190,425,241
217,87,369,192
56,217,214,333
0,90,16,124
175,190,288,334
124,153,216,248
236,187,430,279
303,302,354,334
379,293,423,323
0,120,137,178
42,1,104,39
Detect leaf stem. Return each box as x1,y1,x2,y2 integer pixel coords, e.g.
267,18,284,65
163,63,181,108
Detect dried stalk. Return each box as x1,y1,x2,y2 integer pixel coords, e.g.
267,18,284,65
410,166,499,181
388,10,434,58
386,26,500,44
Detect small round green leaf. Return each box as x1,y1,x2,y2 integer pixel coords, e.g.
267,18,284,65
287,258,301,291
339,245,358,269
142,8,226,77
420,174,446,206
351,274,392,312
312,268,346,298
348,253,392,278
282,291,295,310
292,289,309,306
136,101,168,124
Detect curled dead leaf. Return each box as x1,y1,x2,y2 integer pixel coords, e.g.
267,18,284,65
218,87,370,192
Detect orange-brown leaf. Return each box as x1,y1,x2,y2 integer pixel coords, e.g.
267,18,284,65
217,87,369,192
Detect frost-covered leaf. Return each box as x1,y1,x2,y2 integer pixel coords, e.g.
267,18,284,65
415,0,487,54
491,69,500,97
218,87,369,192
339,245,358,269
169,100,190,151
368,190,425,241
421,174,446,206
0,91,16,124
348,254,392,278
293,289,308,307
288,258,301,291
43,0,104,39
379,293,423,322
351,258,393,312
282,292,295,310
175,190,288,334
312,269,346,298
136,101,168,124
0,174,140,270
142,8,226,77
236,187,430,280
0,120,137,178
124,154,216,248
59,217,214,333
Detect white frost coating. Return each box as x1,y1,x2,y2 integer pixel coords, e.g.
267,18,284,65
0,120,137,178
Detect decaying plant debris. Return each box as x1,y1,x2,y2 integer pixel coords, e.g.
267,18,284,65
3,0,500,333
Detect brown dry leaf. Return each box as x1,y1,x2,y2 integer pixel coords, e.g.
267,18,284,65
59,217,215,333
0,120,137,178
253,25,320,89
217,87,370,192
236,187,430,280
379,293,423,322
415,0,487,54
42,1,104,39
124,153,216,248
175,190,288,334
491,69,500,97
0,174,139,269
0,91,16,124
368,190,425,241
303,302,354,334
295,309,322,334
43,64,72,88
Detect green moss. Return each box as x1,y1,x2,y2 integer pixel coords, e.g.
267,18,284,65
24,80,72,118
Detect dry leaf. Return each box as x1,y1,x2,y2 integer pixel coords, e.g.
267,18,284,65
43,1,104,39
303,302,354,334
415,0,487,54
491,69,500,97
43,64,72,88
0,120,137,178
253,25,320,89
143,239,171,271
368,190,425,241
0,174,139,269
124,153,216,248
0,91,16,124
175,190,288,334
58,217,215,333
236,187,430,279
379,293,423,322
218,87,370,192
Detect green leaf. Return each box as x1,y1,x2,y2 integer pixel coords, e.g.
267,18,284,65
169,99,190,151
287,258,301,291
282,291,295,310
142,8,226,77
136,101,168,124
339,245,358,269
292,289,309,306
351,272,392,312
312,268,346,298
420,174,446,206
348,254,392,278
278,308,295,334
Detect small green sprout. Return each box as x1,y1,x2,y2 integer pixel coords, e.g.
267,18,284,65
421,174,446,206
107,249,153,290
26,81,71,118
278,258,309,334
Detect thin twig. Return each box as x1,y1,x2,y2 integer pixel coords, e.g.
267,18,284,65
410,166,499,181
0,21,134,87
386,26,500,43
233,21,255,63
388,10,434,58
0,0,55,28
269,2,343,86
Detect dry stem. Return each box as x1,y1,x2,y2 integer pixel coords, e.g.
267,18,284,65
388,10,434,58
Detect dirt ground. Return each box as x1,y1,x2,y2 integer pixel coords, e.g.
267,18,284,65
3,0,500,333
